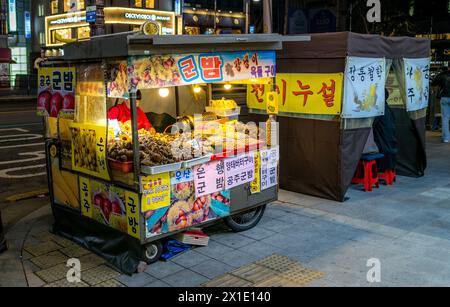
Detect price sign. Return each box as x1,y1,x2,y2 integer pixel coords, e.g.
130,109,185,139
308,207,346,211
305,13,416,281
250,151,261,194
141,173,171,212
224,153,255,189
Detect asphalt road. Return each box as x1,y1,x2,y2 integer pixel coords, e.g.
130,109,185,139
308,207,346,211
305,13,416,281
0,99,48,229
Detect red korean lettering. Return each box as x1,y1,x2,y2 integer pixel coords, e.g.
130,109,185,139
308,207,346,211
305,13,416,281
200,55,223,81
292,80,313,106
250,84,265,103
317,79,336,107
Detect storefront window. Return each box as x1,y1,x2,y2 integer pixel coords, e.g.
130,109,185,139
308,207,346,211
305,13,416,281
145,0,154,8
135,0,142,7
77,26,90,40
52,28,72,45
51,0,58,14
64,0,85,12
10,47,27,87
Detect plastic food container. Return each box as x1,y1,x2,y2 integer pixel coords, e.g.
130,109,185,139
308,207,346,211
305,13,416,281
205,106,240,118
108,158,134,173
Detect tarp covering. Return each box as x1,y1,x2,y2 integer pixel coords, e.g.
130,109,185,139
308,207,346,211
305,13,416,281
391,108,427,177
52,206,141,275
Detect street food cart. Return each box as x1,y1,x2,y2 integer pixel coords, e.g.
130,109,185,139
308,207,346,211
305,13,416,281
38,33,282,274
247,32,430,201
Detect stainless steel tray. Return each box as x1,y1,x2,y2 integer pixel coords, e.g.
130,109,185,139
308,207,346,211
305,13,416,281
141,162,183,175
181,155,212,168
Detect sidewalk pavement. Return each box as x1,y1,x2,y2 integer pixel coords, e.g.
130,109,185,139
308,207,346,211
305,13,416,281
1,131,450,287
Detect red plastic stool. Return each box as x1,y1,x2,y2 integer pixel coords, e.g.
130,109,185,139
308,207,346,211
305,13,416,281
351,153,384,192
379,169,396,185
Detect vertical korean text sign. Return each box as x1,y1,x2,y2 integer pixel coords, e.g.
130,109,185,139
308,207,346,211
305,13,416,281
404,57,431,112
8,0,17,32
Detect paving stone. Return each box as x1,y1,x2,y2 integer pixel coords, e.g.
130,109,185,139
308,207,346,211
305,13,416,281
24,241,62,257
162,269,209,287
95,279,125,287
44,279,89,287
145,261,184,279
257,218,296,232
116,272,155,287
213,249,259,268
78,253,106,271
238,241,284,258
144,280,171,287
190,259,234,279
171,250,211,268
81,265,121,286
30,251,68,269
25,272,46,287
195,241,235,259
210,233,257,249
59,244,90,258
35,263,70,283
240,226,276,240
202,273,252,287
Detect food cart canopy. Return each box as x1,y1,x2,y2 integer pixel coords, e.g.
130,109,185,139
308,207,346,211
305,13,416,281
62,34,283,61
279,32,430,60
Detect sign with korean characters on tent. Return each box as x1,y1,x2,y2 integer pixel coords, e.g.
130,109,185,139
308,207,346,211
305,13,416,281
342,57,386,118
128,50,276,91
246,73,343,115
404,57,431,112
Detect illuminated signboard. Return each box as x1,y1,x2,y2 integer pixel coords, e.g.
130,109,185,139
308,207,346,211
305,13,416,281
45,8,175,46
24,11,31,39
8,0,17,32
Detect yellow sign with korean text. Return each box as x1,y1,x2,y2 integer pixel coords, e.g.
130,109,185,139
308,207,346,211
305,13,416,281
70,123,110,181
141,173,171,212
37,67,76,118
79,176,92,218
125,191,141,240
247,73,343,115
250,151,261,194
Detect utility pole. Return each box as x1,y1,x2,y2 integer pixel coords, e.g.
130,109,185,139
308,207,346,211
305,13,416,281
263,0,273,33
89,0,105,37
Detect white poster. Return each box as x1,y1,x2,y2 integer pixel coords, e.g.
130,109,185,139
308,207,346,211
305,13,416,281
260,147,279,191
404,57,430,112
224,153,255,189
342,56,386,118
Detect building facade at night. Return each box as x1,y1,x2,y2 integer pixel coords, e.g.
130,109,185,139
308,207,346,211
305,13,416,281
32,0,175,57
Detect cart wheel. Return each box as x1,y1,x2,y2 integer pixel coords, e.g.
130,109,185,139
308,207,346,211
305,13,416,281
143,241,163,264
224,204,266,232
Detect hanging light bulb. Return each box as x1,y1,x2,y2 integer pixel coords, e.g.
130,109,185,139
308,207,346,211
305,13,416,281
224,84,232,90
193,86,201,93
159,88,170,97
